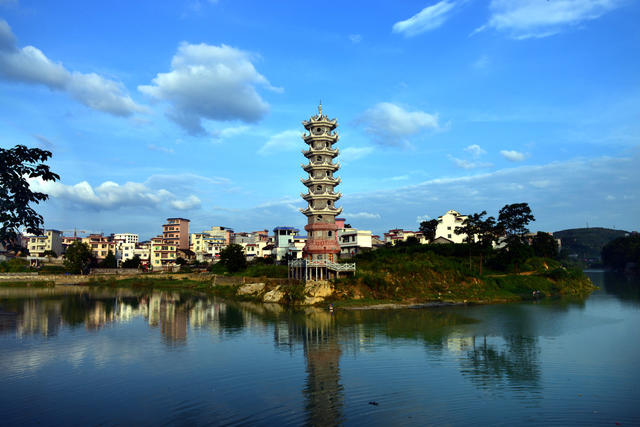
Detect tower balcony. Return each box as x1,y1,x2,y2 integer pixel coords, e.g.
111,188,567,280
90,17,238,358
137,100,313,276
301,191,342,201
302,162,340,173
301,147,339,157
302,132,339,144
300,206,343,217
301,176,341,186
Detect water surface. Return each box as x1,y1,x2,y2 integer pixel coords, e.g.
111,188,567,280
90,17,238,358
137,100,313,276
1,271,639,425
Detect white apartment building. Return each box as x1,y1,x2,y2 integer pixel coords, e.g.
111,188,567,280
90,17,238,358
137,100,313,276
113,233,139,244
191,232,227,262
115,241,136,265
435,209,469,243
338,228,372,257
134,242,151,262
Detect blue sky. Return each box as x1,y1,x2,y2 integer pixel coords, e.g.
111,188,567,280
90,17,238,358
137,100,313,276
1,0,639,239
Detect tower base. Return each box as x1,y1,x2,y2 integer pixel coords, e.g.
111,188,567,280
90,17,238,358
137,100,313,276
288,259,355,282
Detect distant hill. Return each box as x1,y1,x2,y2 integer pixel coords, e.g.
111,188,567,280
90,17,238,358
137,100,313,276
553,227,629,260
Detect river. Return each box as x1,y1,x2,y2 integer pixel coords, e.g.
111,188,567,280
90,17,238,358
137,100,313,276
0,271,638,425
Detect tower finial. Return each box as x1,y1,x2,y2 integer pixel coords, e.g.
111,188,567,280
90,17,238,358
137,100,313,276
318,100,322,116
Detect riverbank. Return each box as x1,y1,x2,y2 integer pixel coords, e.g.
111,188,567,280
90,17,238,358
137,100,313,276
0,265,596,309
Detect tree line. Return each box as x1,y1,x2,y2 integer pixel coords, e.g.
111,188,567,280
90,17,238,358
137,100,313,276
417,203,558,274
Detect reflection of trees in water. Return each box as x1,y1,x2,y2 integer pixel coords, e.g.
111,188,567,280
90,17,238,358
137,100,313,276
597,272,640,304
459,335,541,399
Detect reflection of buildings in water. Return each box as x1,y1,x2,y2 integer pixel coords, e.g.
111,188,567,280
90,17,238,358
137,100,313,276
16,299,62,337
160,300,188,344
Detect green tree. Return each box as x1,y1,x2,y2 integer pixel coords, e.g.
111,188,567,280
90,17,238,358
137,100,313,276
99,250,117,268
532,232,558,258
419,218,439,242
175,256,187,266
602,234,640,272
497,203,536,273
64,241,94,274
498,203,535,243
42,249,58,258
456,211,498,274
122,254,141,269
1,145,60,249
219,244,247,273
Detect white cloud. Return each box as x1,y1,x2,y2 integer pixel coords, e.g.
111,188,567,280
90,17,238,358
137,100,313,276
342,152,640,233
472,55,490,70
358,102,441,146
389,175,409,181
349,34,362,43
139,42,278,135
464,144,487,158
33,134,54,149
416,214,431,223
28,177,202,211
476,0,627,39
500,150,526,162
346,212,381,220
449,156,493,169
393,1,458,37
170,195,201,210
257,129,301,155
147,144,174,154
0,19,144,116
340,146,374,162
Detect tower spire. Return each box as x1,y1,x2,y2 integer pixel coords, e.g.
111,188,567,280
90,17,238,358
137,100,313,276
318,101,322,116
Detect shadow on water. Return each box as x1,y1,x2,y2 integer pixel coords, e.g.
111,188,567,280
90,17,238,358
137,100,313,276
587,270,640,305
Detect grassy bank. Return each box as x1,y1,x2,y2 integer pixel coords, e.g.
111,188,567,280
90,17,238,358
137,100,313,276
329,244,596,306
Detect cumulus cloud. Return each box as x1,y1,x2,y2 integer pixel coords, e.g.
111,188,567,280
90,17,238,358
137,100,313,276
475,0,627,39
500,150,526,162
340,146,374,162
139,42,278,135
257,129,301,155
392,1,458,37
464,144,487,158
0,19,144,116
28,177,203,211
449,156,493,170
358,102,441,146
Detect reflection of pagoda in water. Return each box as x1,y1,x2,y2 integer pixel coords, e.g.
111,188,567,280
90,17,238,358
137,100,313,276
274,310,344,426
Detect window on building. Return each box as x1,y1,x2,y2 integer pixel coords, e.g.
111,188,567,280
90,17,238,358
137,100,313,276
447,226,451,230
447,234,451,238
328,231,332,237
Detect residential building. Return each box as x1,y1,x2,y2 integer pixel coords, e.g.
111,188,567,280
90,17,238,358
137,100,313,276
384,229,427,245
151,237,177,270
134,241,151,264
273,226,300,261
26,230,63,257
190,230,228,262
338,228,372,257
82,234,116,260
287,235,307,260
113,233,139,244
435,210,468,243
115,240,136,265
162,218,190,250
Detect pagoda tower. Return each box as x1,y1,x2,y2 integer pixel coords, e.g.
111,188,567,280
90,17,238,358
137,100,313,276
290,104,354,281
300,104,342,262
